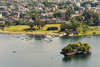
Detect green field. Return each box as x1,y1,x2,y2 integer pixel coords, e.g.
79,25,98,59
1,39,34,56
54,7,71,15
78,26,100,36
4,24,61,34
3,24,100,36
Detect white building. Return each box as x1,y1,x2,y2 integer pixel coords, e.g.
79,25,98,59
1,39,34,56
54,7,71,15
76,2,81,7
0,13,2,18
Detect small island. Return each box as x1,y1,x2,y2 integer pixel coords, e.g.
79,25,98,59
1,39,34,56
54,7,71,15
61,42,91,56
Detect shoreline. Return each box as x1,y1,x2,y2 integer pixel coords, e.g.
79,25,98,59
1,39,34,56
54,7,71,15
0,30,100,37
0,31,60,35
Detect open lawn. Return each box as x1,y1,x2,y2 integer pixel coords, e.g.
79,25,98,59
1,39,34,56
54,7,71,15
78,26,100,36
3,24,100,36
4,24,61,34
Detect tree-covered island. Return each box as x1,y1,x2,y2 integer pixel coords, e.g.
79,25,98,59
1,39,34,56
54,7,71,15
61,42,91,56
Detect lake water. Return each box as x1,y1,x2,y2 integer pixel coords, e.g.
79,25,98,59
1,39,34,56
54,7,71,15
0,33,100,67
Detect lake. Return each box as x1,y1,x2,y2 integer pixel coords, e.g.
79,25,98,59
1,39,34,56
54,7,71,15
0,33,100,67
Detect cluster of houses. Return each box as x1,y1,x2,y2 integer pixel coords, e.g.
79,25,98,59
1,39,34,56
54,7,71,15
0,1,29,24
0,0,100,25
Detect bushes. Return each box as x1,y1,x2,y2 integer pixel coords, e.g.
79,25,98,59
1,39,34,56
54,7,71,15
93,32,96,35
47,27,58,31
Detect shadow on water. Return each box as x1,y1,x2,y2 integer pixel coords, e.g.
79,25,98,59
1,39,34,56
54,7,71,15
62,54,91,62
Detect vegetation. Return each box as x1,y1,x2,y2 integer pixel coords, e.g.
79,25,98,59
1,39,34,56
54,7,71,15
13,20,22,25
43,1,51,7
0,1,100,36
54,12,63,18
34,20,46,29
20,14,26,19
83,10,99,26
81,1,99,7
61,42,91,56
60,19,89,35
28,22,34,29
78,26,100,36
60,9,100,36
4,24,60,34
47,27,58,31
74,6,79,11
0,2,5,6
31,13,39,20
65,8,73,21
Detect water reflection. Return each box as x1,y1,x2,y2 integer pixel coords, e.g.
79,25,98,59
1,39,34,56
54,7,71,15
27,34,46,40
62,54,91,62
15,34,59,43
60,36,83,41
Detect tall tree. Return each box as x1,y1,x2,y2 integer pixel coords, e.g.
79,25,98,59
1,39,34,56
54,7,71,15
28,22,34,29
65,8,73,21
34,20,45,29
54,12,63,18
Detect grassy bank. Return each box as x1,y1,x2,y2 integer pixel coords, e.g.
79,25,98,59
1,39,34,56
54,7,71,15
1,25,100,36
3,24,60,35
78,26,100,36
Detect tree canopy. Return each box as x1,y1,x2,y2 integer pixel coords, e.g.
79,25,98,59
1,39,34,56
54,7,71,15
83,10,99,26
61,42,91,56
65,8,73,21
81,1,99,7
60,19,89,35
54,12,63,18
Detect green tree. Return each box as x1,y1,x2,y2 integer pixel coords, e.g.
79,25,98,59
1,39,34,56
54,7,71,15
31,14,38,20
43,1,51,7
20,14,25,19
75,16,83,21
65,8,73,21
94,19,100,25
83,10,99,25
5,21,12,26
75,27,82,35
71,20,81,31
34,20,45,29
14,20,21,25
54,12,63,18
28,22,34,29
81,1,99,7
87,17,94,25
74,6,79,11
82,25,89,33
60,23,67,31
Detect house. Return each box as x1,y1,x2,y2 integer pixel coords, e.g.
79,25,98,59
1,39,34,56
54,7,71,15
1,21,5,24
2,11,8,16
57,9,66,13
0,6,6,11
85,4,91,10
0,13,2,18
60,17,66,20
45,19,58,24
93,6,100,14
13,12,20,18
45,18,66,24
46,12,54,18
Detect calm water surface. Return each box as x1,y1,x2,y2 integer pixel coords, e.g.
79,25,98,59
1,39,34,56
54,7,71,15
0,33,100,67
